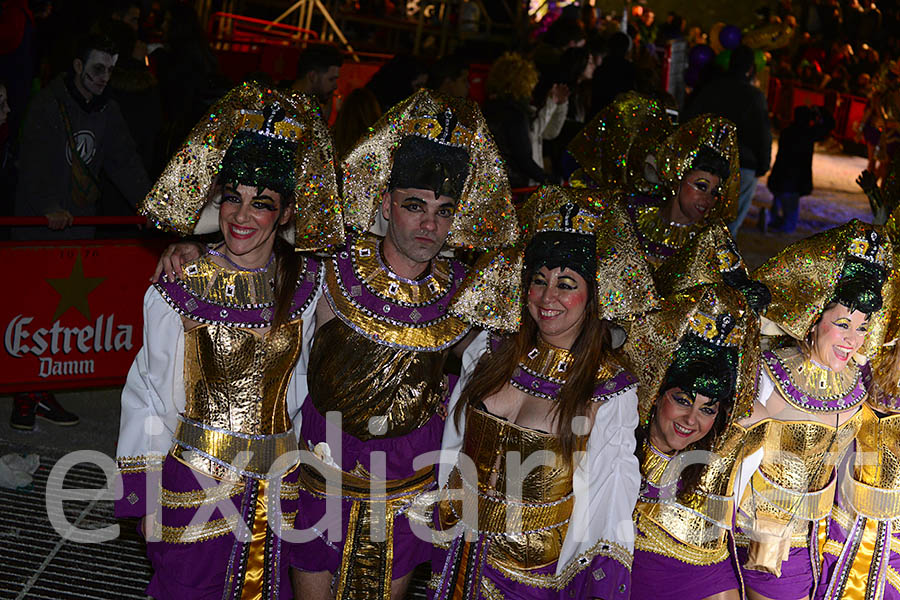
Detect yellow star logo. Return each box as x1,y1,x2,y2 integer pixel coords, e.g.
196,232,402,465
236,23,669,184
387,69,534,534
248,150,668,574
46,253,106,321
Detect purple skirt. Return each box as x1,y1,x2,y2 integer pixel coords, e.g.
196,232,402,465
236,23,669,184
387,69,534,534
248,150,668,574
630,548,740,600
144,454,298,600
291,398,445,579
737,545,816,600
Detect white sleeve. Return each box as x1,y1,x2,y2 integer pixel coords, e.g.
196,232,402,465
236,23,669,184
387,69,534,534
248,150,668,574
732,370,772,504
287,268,324,436
116,287,185,463
557,385,641,574
437,329,489,487
541,100,569,140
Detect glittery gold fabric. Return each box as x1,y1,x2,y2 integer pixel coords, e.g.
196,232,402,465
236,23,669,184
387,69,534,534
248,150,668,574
636,424,767,559
438,407,580,570
567,91,673,194
765,346,862,408
141,82,344,251
307,319,449,440
622,284,759,427
863,215,900,394
847,404,900,519
340,89,517,250
754,219,892,341
452,186,659,331
629,201,705,264
654,114,741,222
653,220,748,294
176,253,276,306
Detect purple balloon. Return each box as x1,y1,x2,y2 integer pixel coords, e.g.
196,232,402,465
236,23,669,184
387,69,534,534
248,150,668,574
689,44,715,68
719,25,742,50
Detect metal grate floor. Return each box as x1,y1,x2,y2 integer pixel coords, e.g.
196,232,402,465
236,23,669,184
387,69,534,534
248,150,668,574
0,447,430,599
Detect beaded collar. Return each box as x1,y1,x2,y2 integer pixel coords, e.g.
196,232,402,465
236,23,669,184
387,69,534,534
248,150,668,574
489,335,637,404
323,233,471,351
155,250,321,328
763,347,866,414
626,194,703,262
638,440,679,502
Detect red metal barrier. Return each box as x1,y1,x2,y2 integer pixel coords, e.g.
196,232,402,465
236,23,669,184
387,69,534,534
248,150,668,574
766,77,869,142
207,11,319,45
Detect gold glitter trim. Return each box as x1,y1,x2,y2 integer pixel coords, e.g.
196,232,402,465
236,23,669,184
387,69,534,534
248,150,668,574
755,220,892,341
174,253,277,307
116,455,164,474
349,235,453,305
887,565,900,591
765,347,862,409
141,82,344,250
632,203,703,253
822,539,844,557
449,247,523,332
159,513,241,544
622,283,759,426
634,511,730,565
340,89,517,250
160,482,244,508
653,220,750,296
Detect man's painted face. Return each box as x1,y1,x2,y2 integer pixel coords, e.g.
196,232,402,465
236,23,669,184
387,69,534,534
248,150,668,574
381,188,456,267
75,50,118,98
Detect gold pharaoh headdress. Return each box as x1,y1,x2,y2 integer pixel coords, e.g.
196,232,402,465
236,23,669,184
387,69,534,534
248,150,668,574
450,186,659,331
141,82,344,251
622,284,760,428
754,219,892,342
654,114,740,222
340,88,517,250
567,91,674,193
654,221,771,312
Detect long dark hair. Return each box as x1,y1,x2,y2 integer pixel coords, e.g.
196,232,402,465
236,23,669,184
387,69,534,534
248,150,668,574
454,267,613,462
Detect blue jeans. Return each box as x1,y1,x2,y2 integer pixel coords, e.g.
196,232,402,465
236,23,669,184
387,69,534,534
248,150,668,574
728,168,759,237
771,191,800,232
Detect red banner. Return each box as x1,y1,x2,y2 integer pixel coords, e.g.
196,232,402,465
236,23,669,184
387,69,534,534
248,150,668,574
0,239,167,393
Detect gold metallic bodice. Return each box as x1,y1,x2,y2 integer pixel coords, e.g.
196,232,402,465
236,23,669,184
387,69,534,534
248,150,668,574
439,408,581,570
308,318,448,440
182,321,302,434
636,425,766,557
632,202,702,261
855,403,900,490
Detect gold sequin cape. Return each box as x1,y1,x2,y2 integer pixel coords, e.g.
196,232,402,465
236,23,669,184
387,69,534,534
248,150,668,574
567,91,674,195
340,88,517,250
450,185,659,333
140,82,345,251
754,219,892,342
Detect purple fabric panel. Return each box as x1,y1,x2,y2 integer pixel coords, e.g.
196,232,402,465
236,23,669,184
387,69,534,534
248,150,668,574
738,546,815,599
631,549,738,600
290,485,430,579
572,554,632,600
115,470,156,519
298,395,446,480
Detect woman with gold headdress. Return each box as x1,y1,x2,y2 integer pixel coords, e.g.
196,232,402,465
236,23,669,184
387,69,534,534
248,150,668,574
816,212,900,600
734,220,891,600
625,283,761,600
429,186,659,599
619,114,740,266
114,82,344,599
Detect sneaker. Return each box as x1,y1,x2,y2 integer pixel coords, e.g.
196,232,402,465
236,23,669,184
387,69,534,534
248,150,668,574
10,393,38,430
35,393,79,426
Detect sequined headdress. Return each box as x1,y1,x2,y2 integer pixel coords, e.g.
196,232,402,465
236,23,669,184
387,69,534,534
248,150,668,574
450,186,659,332
654,221,771,313
141,82,344,251
623,284,759,428
755,219,891,342
654,114,740,222
567,91,674,193
340,88,517,250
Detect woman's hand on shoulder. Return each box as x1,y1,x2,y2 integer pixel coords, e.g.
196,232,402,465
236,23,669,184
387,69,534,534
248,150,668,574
151,241,206,283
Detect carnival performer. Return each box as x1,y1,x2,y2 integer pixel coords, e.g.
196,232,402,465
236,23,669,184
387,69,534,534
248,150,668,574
625,282,762,600
429,186,660,599
290,89,518,600
567,90,675,195
817,209,900,600
735,220,891,600
114,82,345,599
620,114,739,266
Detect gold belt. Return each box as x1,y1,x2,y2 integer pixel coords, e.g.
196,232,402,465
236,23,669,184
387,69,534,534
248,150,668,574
173,416,298,480
842,461,900,520
749,469,835,521
298,457,435,502
641,493,734,550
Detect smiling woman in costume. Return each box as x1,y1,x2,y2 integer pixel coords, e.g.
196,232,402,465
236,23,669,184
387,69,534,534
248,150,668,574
621,114,739,265
735,220,891,600
429,186,659,599
114,83,343,599
625,282,762,600
817,210,900,600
